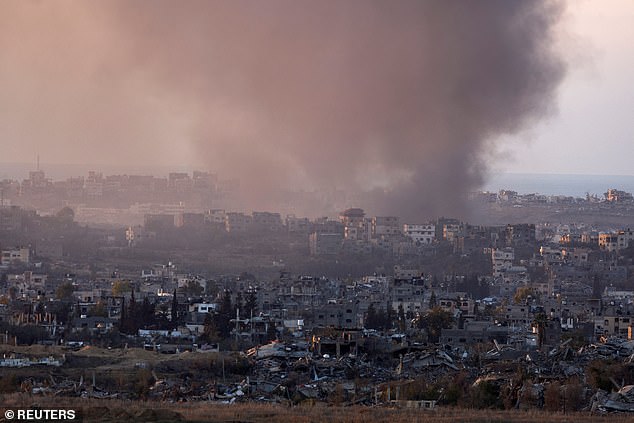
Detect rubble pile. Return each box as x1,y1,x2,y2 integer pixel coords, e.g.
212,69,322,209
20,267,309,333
246,339,466,404
16,336,634,412
600,385,634,413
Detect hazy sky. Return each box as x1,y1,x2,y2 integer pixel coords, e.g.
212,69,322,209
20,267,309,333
493,0,634,176
0,0,631,188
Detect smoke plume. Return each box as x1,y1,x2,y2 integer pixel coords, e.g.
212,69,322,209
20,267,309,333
0,1,566,219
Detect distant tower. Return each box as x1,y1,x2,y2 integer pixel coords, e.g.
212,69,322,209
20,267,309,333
125,226,135,247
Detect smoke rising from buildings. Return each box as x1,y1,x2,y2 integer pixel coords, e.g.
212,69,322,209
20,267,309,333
0,1,566,219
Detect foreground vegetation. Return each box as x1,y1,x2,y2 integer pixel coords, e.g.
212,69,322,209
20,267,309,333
0,394,630,423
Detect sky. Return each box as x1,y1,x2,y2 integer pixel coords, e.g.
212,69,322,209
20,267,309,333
0,1,632,216
492,0,634,176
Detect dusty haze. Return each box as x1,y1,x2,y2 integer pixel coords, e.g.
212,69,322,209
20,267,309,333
0,1,566,219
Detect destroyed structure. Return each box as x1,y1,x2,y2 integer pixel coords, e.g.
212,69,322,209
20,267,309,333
0,190,634,412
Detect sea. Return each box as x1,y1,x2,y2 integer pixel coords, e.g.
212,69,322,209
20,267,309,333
483,173,634,197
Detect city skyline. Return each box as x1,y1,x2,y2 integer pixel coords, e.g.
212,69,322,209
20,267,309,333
1,0,632,223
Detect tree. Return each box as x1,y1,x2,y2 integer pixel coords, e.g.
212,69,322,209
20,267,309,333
184,280,204,298
154,302,171,329
456,273,489,299
90,301,108,317
420,307,453,343
8,286,17,300
171,289,179,328
244,290,258,317
215,290,233,338
220,290,233,315
119,297,127,333
138,297,156,328
119,291,156,334
429,291,437,308
201,312,219,343
121,290,138,335
55,282,74,301
235,291,244,319
112,280,132,297
386,302,395,329
514,286,537,304
365,303,378,330
397,304,406,331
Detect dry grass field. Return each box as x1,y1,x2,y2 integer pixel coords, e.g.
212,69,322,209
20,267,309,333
1,394,631,423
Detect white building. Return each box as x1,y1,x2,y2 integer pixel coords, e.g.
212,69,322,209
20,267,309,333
403,223,435,245
1,247,30,267
204,209,226,226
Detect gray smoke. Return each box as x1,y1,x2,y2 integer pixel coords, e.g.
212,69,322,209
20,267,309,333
0,1,566,219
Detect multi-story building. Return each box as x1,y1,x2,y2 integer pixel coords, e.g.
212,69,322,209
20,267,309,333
599,233,620,252
0,206,26,231
66,176,85,197
506,223,536,247
144,214,176,231
286,215,310,234
403,223,435,245
393,265,423,279
314,301,359,329
312,218,344,235
174,213,205,228
225,212,252,233
84,171,104,198
617,229,634,250
605,188,633,203
597,229,633,252
168,172,193,193
339,208,365,228
439,220,463,242
595,315,633,338
341,239,372,255
371,216,401,238
497,266,529,298
1,247,30,267
252,212,283,231
498,190,518,203
561,247,589,263
204,209,226,226
21,170,52,194
340,208,370,241
491,247,514,277
309,232,342,256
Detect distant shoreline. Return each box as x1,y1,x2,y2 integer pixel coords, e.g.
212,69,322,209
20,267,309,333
483,172,634,197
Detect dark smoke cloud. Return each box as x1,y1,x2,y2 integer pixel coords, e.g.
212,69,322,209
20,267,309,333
0,1,566,219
